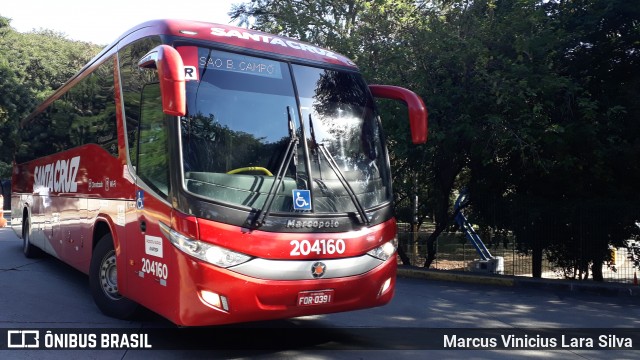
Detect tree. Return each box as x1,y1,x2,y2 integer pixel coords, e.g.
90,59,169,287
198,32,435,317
230,0,368,55
0,17,36,177
465,0,640,280
0,15,101,177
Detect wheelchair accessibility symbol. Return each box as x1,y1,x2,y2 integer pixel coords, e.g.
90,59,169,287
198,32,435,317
136,190,144,210
293,190,312,210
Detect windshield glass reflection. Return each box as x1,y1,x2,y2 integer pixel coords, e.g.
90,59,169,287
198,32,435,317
179,47,391,214
292,65,391,212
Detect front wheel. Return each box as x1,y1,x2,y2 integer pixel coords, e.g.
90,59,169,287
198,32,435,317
89,234,138,319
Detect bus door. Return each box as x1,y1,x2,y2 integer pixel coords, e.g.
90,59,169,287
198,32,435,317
24,194,48,253
125,82,174,309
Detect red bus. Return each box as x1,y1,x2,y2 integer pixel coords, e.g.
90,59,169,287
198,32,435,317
11,19,427,326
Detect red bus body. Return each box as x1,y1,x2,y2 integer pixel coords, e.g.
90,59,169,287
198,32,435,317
11,20,427,326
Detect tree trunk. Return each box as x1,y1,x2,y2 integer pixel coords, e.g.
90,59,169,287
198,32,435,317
591,260,604,282
420,153,463,268
397,246,412,265
532,238,542,278
423,223,447,268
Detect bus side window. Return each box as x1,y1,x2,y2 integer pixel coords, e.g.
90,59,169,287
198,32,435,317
137,83,170,197
117,36,162,170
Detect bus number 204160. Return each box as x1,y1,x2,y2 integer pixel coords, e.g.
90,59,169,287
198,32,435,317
290,239,345,256
141,258,168,280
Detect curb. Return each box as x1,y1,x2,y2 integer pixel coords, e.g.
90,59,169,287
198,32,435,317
397,265,640,297
397,266,515,287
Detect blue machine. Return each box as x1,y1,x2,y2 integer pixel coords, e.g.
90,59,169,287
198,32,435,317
454,190,503,274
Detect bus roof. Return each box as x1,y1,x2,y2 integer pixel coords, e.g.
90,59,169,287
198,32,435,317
117,19,358,69
21,19,359,127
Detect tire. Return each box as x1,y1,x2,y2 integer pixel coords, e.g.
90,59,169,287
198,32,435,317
22,217,41,258
89,234,138,319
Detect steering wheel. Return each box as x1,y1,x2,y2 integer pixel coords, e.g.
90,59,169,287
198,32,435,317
226,167,273,176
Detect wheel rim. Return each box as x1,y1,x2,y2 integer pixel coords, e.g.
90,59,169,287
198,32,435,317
99,250,122,300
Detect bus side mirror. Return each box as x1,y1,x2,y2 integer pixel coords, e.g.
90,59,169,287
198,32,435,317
138,45,186,117
369,85,428,144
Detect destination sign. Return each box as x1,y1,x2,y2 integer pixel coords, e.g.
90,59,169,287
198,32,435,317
199,50,282,79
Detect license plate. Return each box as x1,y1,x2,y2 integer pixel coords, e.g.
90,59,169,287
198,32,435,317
297,289,334,306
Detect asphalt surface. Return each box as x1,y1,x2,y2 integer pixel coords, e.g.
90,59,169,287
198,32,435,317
397,265,640,297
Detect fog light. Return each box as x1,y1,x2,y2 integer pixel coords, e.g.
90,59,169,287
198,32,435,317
378,277,392,297
201,290,229,311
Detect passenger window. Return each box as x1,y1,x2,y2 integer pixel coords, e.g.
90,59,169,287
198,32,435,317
137,83,170,197
117,36,162,169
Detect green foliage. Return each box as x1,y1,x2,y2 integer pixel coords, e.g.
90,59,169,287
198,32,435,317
0,15,101,177
465,0,640,279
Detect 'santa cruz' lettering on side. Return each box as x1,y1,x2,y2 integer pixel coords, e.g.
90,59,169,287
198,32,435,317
210,27,339,60
33,156,81,193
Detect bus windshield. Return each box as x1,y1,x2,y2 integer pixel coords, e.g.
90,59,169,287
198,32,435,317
180,47,391,215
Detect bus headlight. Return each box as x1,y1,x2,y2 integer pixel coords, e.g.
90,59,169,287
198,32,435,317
367,240,397,261
160,222,251,268
204,246,252,268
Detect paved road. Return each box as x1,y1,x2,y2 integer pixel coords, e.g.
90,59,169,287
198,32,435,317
1,227,639,359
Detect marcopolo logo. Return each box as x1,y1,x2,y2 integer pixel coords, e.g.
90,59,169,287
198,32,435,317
33,156,80,193
286,219,340,229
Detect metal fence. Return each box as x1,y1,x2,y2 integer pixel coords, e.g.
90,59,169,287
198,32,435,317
397,223,639,284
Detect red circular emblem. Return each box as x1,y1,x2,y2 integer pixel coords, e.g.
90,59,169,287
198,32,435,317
311,262,326,278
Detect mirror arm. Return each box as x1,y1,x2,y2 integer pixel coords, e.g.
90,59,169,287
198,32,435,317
138,45,186,116
369,85,428,144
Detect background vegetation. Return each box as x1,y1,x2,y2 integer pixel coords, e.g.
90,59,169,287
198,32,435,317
1,0,638,280
0,16,101,175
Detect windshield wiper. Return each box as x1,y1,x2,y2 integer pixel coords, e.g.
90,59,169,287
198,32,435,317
253,106,299,228
308,114,370,226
